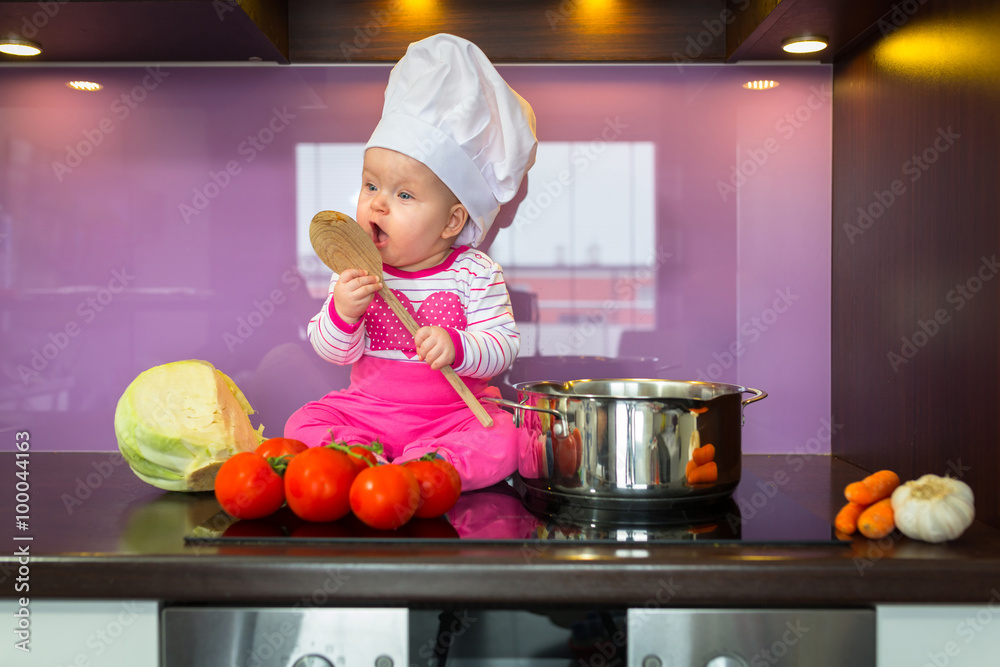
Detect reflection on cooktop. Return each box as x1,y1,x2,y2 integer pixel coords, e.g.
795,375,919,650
186,471,843,547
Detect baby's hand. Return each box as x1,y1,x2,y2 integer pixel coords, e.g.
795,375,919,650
333,269,381,322
414,326,455,370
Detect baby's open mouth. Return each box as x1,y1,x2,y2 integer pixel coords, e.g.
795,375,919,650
370,222,389,249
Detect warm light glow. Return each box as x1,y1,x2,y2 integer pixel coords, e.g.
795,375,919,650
398,0,440,16
742,80,780,90
0,38,42,57
67,81,103,92
578,0,617,13
781,36,828,54
570,0,621,35
874,15,1000,84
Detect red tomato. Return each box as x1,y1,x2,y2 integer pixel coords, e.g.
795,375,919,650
404,458,462,518
553,427,582,478
214,452,285,520
256,437,309,459
349,464,421,530
284,447,357,522
346,445,379,472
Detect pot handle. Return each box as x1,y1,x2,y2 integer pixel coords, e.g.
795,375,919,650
482,397,566,436
740,387,768,425
741,387,767,407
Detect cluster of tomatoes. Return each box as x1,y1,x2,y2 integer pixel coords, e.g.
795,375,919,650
213,437,462,531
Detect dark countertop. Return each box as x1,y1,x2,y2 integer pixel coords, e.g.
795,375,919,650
3,452,999,607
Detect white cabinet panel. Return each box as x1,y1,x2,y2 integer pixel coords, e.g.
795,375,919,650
878,602,1000,667
0,599,159,667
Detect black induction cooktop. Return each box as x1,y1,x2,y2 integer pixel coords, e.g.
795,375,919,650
186,470,844,547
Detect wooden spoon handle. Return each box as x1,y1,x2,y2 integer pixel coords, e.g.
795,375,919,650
439,367,495,428
379,286,494,428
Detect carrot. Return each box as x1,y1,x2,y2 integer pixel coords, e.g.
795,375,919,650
692,444,716,467
834,501,866,535
687,523,718,535
687,461,717,484
857,498,895,539
845,470,900,505
685,459,697,477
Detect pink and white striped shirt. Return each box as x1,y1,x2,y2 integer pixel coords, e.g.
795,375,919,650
308,246,520,379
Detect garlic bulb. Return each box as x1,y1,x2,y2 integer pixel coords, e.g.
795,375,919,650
891,474,975,543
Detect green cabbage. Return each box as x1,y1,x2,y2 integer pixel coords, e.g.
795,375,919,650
114,359,264,491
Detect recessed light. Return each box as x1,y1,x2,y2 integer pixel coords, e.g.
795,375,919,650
67,81,103,92
0,37,42,57
782,36,829,54
743,80,780,90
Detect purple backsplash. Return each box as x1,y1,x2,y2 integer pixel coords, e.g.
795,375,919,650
0,63,830,454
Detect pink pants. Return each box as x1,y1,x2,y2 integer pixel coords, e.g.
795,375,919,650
284,356,525,491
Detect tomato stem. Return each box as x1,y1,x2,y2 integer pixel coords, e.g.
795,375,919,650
265,454,294,476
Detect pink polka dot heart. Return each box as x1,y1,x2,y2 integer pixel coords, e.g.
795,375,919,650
366,290,467,357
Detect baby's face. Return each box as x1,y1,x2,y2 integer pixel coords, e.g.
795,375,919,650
357,148,466,272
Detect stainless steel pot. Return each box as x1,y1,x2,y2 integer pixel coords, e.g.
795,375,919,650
486,379,766,520
497,355,673,402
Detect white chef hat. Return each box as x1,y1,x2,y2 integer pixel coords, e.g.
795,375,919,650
365,33,537,247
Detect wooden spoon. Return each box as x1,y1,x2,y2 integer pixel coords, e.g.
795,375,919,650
310,210,494,428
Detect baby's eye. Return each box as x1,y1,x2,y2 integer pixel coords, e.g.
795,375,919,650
398,192,413,200
365,183,377,192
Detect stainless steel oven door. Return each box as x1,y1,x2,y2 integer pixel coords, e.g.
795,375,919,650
628,608,875,666
162,607,407,667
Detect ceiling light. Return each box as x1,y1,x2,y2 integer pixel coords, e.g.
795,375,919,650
781,36,828,54
0,37,42,57
743,80,780,90
67,81,103,92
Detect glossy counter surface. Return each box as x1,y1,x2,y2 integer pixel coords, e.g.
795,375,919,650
3,452,999,606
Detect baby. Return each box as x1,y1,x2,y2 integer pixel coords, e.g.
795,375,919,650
284,34,538,491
